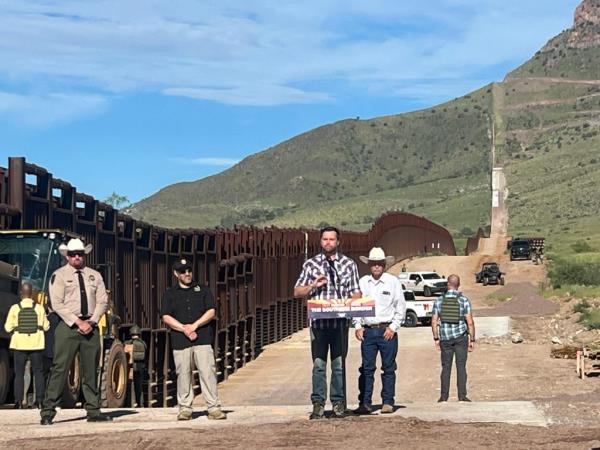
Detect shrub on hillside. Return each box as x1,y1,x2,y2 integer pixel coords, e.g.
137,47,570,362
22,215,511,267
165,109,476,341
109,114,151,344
460,227,474,237
571,240,594,253
573,299,591,314
581,308,600,330
548,259,600,288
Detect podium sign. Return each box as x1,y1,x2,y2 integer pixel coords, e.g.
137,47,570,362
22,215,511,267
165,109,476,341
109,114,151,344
307,297,376,320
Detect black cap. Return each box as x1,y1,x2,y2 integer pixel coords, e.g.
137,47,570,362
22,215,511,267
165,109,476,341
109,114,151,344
173,259,192,272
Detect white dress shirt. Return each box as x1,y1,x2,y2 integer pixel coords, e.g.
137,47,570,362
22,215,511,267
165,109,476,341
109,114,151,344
354,272,406,332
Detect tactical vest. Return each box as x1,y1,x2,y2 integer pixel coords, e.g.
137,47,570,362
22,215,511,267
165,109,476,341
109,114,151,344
439,292,463,325
17,302,42,334
132,338,147,362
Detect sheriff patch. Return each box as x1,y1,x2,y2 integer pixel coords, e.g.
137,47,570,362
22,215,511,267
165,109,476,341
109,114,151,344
89,274,95,282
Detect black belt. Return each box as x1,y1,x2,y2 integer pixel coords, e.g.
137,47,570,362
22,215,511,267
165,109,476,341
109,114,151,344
363,322,391,329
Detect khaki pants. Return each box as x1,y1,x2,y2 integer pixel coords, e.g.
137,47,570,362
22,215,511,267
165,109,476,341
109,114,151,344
173,344,221,413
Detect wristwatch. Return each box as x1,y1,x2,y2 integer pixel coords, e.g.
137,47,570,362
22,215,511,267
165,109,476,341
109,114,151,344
433,337,439,341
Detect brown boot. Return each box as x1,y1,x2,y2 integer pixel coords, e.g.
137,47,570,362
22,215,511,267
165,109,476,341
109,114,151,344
208,409,227,420
309,403,325,420
381,404,394,414
177,409,192,421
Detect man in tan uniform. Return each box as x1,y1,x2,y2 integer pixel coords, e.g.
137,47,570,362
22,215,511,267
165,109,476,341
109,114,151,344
40,238,112,425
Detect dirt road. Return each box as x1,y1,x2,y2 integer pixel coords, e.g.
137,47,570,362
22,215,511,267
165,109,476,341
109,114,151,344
389,232,550,314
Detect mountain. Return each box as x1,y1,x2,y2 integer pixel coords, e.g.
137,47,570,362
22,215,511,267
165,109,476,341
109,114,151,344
508,0,600,80
500,0,600,254
131,0,600,255
132,88,494,239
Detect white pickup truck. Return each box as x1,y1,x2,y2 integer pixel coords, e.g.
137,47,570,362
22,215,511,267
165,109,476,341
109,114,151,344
398,271,448,297
403,290,435,327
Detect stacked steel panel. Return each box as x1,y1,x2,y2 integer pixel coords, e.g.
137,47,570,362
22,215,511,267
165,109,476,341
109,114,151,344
465,228,488,255
0,157,457,406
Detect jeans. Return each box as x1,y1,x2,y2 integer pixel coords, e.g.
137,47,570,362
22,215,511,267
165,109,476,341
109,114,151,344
440,333,468,400
310,324,349,405
13,350,45,405
357,327,398,406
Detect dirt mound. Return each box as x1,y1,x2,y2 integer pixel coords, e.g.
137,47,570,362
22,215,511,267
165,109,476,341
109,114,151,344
474,282,559,317
512,296,600,347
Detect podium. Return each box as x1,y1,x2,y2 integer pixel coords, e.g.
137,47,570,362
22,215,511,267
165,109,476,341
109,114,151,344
307,298,376,410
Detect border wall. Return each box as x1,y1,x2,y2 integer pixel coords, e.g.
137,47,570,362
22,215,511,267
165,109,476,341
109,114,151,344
0,156,455,406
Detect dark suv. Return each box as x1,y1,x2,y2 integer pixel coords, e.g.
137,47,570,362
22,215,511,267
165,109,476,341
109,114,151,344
510,239,531,261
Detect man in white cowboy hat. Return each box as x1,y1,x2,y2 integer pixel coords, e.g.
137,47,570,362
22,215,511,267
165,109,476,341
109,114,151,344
353,247,406,415
40,237,111,425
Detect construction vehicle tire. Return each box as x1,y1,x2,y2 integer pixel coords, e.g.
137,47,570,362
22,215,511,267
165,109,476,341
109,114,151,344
101,340,127,408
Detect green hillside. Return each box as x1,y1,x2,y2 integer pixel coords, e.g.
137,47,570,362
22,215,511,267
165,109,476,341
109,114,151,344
132,86,495,241
496,77,600,257
132,0,600,256
508,42,600,80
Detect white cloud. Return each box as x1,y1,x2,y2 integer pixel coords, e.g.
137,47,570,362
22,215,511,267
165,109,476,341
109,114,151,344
0,91,107,126
171,157,240,166
164,84,330,106
0,0,581,113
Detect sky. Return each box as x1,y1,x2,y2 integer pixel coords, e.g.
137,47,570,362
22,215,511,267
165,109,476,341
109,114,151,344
0,0,581,204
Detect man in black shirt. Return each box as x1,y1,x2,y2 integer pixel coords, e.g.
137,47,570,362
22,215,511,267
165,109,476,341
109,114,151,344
161,259,226,421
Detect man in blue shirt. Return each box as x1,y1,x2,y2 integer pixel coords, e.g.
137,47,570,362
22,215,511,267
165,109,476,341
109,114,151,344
431,274,475,402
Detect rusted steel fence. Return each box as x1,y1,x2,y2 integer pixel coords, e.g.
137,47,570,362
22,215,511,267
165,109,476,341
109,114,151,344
464,227,488,255
0,157,455,406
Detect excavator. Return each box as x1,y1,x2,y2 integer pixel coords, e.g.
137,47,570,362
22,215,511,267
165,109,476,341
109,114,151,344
0,229,128,408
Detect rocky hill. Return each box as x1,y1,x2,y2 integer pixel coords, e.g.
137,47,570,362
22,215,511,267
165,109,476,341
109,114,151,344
498,0,600,254
131,0,600,255
508,0,600,80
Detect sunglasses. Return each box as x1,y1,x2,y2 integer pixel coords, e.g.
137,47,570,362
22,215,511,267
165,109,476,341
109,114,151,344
179,269,193,274
67,251,85,258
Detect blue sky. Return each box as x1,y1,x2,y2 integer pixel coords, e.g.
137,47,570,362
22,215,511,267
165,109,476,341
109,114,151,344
0,0,581,203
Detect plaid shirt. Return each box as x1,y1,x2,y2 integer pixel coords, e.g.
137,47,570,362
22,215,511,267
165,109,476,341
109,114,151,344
432,289,472,341
295,251,361,329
